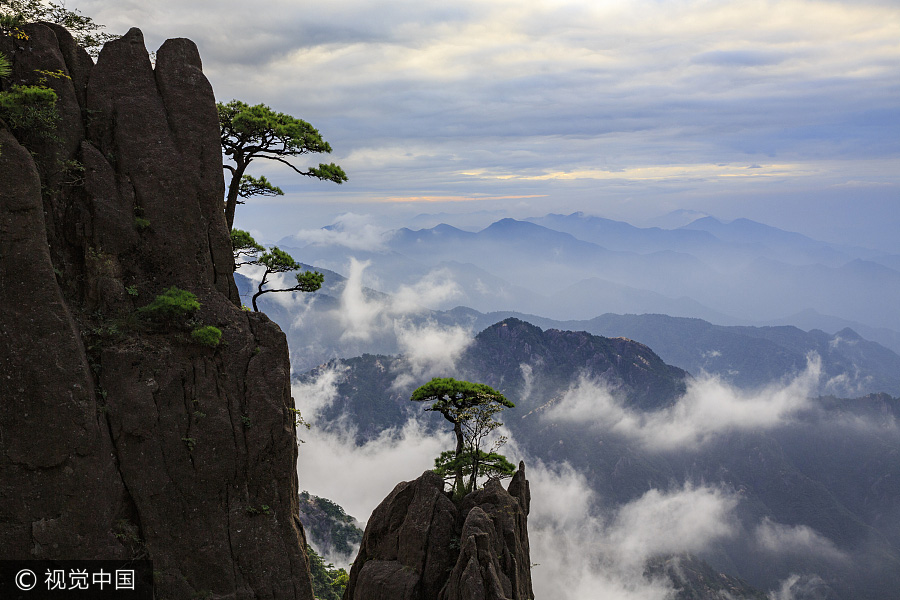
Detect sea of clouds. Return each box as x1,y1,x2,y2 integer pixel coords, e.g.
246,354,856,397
291,353,863,598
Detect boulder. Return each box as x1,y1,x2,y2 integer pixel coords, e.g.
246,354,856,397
345,464,534,600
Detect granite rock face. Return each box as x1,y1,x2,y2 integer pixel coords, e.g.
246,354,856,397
345,464,534,600
0,25,314,599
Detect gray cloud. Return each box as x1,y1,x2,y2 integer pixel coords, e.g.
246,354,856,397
73,0,899,246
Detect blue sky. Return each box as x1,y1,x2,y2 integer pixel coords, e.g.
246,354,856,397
75,0,899,249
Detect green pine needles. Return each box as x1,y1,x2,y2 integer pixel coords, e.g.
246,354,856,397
251,246,324,312
218,99,347,230
191,325,222,348
138,287,201,323
0,51,10,79
411,377,516,499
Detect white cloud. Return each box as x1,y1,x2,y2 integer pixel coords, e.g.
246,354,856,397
292,367,740,595
337,258,386,341
543,354,822,450
754,518,848,563
768,574,831,600
519,363,536,403
392,321,472,389
607,485,738,569
337,258,464,340
296,416,451,537
524,460,739,600
292,369,453,530
291,363,348,417
328,258,472,386
391,267,462,313
292,213,392,252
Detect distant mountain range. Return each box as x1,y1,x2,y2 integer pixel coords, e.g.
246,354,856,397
297,319,900,600
275,212,900,335
239,267,900,397
267,212,900,598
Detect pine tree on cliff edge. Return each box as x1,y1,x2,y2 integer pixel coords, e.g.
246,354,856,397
411,378,516,499
218,100,347,231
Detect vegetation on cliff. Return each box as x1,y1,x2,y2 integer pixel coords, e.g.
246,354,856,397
411,377,516,497
0,0,117,55
218,99,347,230
306,544,349,600
0,20,319,599
250,246,324,312
298,490,364,559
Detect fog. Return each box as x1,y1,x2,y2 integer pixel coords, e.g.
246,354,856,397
292,365,854,598
279,251,898,597
289,213,392,252
292,366,452,527
524,463,738,600
294,364,742,597
544,355,822,450
277,212,900,339
753,518,848,564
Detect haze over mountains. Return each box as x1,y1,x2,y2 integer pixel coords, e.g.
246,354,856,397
273,212,900,349
236,211,900,397
294,319,900,600
237,210,900,599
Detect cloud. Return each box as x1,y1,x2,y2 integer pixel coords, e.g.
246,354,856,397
291,213,392,252
754,518,848,563
392,321,471,389
691,49,787,68
293,367,741,593
330,258,472,384
71,0,900,256
264,256,469,387
607,485,738,569
337,258,464,339
390,268,462,314
336,258,387,341
543,354,822,450
291,362,348,417
292,368,453,535
768,574,832,600
523,460,739,600
79,0,900,243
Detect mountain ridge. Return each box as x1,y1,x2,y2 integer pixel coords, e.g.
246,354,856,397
298,319,900,600
275,212,900,333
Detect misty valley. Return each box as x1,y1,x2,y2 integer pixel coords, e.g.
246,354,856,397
235,212,900,600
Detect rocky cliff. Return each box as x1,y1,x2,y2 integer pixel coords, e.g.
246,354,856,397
344,464,533,600
1,24,316,599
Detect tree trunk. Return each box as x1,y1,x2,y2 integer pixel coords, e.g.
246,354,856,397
252,270,269,311
224,159,248,231
454,421,465,496
468,452,479,493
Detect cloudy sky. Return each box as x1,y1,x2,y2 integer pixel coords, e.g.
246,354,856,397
73,0,899,247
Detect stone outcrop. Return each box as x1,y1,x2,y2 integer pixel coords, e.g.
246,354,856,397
345,464,534,600
1,25,315,599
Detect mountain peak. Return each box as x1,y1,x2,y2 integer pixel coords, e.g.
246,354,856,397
834,327,863,341
478,317,544,338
